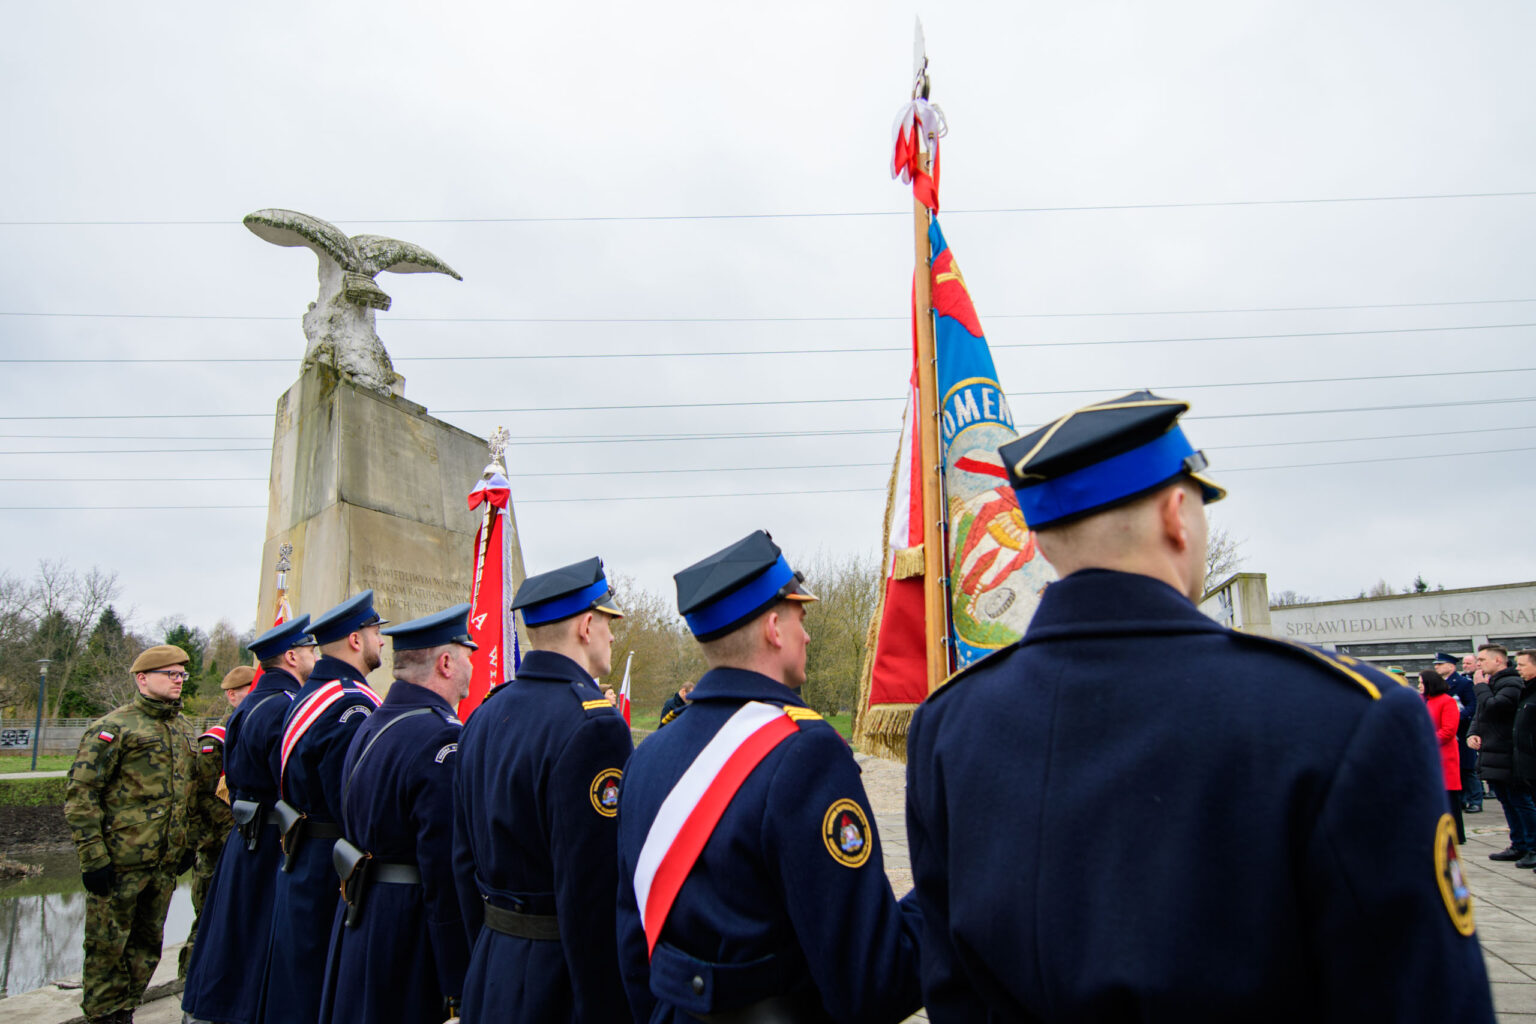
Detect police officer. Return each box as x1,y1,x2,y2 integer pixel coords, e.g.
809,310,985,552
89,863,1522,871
616,531,923,1023
261,593,386,1024
182,617,316,1024
905,391,1495,1021
177,665,251,978
65,644,200,1024
452,558,632,1023
318,604,474,1023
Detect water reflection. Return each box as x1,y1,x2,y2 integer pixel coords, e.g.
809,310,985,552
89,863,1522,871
0,851,191,998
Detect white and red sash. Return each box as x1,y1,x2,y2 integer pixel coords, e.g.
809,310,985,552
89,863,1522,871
199,725,227,743
632,701,799,956
279,680,381,785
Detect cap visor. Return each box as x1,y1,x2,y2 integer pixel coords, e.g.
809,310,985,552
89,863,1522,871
784,584,818,603
1191,473,1226,504
595,602,625,619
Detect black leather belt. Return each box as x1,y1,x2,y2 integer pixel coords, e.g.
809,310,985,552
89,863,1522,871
301,820,344,840
373,861,420,885
482,902,560,941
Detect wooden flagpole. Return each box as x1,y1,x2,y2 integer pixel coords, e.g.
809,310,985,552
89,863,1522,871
910,35,949,695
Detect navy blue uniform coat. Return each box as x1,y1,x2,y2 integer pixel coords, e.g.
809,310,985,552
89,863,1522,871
616,667,923,1023
318,681,468,1024
906,569,1494,1022
181,667,299,1024
451,650,634,1023
259,656,378,1024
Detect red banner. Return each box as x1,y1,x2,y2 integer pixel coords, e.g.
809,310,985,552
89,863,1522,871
461,469,511,719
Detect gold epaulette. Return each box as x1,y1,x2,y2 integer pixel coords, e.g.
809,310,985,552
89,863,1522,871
1235,634,1390,700
581,699,614,712
784,706,822,724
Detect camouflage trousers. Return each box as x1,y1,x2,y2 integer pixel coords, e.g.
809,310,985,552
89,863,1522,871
83,864,178,1017
177,850,218,977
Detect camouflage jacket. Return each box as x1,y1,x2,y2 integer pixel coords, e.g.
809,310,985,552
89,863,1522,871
65,692,199,872
190,719,234,856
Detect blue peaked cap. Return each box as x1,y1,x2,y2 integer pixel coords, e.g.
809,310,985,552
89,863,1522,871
382,602,478,652
307,590,388,646
511,557,624,627
675,530,817,641
248,615,316,660
998,391,1226,531
1435,652,1460,665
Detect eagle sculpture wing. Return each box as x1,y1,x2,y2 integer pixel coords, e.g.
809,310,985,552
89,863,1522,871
350,234,463,280
243,209,360,270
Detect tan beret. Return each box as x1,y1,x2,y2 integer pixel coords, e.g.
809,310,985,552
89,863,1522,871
131,644,190,674
221,666,256,691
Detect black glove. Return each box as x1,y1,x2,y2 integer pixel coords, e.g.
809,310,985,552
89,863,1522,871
176,850,196,876
82,865,114,897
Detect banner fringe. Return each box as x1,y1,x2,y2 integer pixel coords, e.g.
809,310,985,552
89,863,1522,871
891,545,924,580
858,704,917,763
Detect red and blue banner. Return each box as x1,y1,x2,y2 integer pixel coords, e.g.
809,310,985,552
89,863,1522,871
930,220,1054,668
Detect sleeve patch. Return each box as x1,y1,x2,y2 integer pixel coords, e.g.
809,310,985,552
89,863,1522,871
821,798,872,868
589,767,623,817
1435,813,1476,937
340,705,372,723
97,731,115,743
200,744,216,754
434,743,458,764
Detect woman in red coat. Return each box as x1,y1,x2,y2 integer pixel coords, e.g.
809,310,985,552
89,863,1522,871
1421,668,1465,843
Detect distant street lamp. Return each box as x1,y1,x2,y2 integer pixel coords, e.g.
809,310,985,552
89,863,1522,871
32,660,50,772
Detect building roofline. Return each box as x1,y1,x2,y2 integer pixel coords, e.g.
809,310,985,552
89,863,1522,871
1273,580,1536,611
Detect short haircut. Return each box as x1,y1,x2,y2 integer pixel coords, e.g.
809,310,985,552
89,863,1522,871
392,646,442,680
1479,643,1509,662
697,603,794,667
259,653,288,672
1518,649,1536,664
1420,668,1450,697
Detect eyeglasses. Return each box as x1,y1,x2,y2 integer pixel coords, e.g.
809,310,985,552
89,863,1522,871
149,670,191,683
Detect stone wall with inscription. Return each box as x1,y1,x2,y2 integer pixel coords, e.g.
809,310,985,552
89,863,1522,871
256,364,528,689
1268,580,1536,673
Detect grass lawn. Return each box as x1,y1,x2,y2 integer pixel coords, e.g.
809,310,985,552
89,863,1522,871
0,754,73,773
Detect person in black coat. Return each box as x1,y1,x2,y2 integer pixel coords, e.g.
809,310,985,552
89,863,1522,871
655,681,693,727
906,391,1493,1022
1469,643,1536,864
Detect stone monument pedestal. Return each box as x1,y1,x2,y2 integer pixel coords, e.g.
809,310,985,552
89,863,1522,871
257,364,527,690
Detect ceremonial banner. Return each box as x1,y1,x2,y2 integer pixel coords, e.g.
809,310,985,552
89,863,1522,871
462,464,512,719
253,543,294,686
931,220,1053,667
856,74,1053,759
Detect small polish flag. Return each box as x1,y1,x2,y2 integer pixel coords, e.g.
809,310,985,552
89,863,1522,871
98,731,115,743
618,652,633,727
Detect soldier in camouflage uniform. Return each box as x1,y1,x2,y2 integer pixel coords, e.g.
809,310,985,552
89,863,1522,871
177,665,249,977
65,644,201,1024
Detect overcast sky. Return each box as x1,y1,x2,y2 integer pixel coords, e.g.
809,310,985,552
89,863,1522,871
2,1,1533,635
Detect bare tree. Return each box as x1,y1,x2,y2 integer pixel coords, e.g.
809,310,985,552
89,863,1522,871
31,561,121,717
1203,521,1245,594
798,550,882,716
0,571,35,713
1269,590,1315,607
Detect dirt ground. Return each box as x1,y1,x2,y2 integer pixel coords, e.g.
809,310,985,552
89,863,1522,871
0,804,71,855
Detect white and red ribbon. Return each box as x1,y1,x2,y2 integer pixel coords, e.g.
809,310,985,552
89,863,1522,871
632,702,798,955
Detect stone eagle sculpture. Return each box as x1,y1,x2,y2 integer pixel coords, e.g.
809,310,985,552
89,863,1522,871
244,208,462,395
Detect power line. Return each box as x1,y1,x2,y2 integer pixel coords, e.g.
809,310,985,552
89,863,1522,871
1220,444,1536,473
7,296,1536,324
3,189,1532,227
0,476,266,482
6,322,1534,365
5,440,1532,510
1206,423,1536,451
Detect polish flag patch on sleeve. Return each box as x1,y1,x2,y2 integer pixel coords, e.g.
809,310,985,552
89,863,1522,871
97,731,115,743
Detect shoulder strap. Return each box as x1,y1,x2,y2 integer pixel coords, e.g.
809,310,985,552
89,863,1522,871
279,681,348,788
341,707,435,812
632,701,800,957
